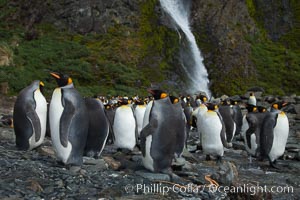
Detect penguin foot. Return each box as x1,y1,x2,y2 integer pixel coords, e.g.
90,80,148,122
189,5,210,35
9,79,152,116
206,155,211,161
216,156,222,165
56,160,66,166
269,160,281,170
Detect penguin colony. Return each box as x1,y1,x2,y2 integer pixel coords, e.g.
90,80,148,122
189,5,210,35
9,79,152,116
13,74,290,172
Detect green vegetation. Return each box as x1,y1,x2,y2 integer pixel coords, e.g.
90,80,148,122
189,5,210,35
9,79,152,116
247,35,300,95
0,0,181,98
246,0,300,95
0,0,299,98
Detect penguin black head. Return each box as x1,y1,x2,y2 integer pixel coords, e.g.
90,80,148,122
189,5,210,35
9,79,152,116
50,72,73,87
169,95,180,104
272,101,289,110
39,81,45,94
229,99,240,105
257,106,267,113
118,98,129,105
199,94,208,103
245,104,257,113
135,99,145,105
221,98,231,105
148,89,168,100
206,103,218,111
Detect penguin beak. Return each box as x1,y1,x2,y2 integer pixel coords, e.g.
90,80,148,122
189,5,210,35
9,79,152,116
282,102,289,107
50,72,61,79
147,89,155,95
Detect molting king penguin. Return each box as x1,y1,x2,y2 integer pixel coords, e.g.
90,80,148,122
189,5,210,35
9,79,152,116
112,97,137,150
199,103,229,163
49,72,88,166
260,101,289,168
140,89,186,175
84,97,110,158
13,80,47,150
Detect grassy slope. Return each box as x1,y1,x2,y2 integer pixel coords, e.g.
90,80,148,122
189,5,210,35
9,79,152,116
0,0,299,97
246,0,300,95
0,0,181,98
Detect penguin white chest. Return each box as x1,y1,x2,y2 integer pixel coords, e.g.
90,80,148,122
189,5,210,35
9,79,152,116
201,112,224,156
142,135,154,172
29,89,47,149
142,101,153,129
240,115,248,138
49,88,72,163
113,106,136,150
269,113,289,161
134,105,146,136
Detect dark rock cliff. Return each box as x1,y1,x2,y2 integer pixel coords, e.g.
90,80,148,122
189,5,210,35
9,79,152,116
191,0,259,95
1,0,299,96
10,0,143,34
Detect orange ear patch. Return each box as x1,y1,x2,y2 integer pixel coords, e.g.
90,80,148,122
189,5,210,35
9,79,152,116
273,104,278,109
160,93,168,99
68,78,73,85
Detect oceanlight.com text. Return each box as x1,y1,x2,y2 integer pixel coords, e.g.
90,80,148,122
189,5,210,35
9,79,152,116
124,182,294,196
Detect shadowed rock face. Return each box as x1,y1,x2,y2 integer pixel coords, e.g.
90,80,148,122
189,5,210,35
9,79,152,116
251,0,294,41
10,0,143,34
190,0,258,94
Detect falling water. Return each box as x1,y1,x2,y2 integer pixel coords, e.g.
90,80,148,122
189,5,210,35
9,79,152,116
159,0,210,97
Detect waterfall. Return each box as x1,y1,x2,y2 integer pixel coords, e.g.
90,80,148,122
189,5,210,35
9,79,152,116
159,0,211,97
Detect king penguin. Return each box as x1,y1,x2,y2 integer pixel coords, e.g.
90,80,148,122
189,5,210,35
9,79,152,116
49,72,88,166
218,100,236,147
169,95,187,160
248,92,257,106
241,104,268,159
191,94,208,131
199,103,229,162
112,97,137,150
84,97,110,158
140,89,185,175
260,101,289,168
230,98,243,137
13,80,47,150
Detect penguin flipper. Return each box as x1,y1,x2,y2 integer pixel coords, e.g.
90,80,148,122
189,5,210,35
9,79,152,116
217,111,229,148
260,114,276,157
132,106,139,145
59,99,76,148
140,119,158,157
26,111,41,141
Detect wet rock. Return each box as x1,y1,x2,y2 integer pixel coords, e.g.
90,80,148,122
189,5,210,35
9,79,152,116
187,144,197,152
232,141,245,150
26,179,43,193
135,170,171,182
37,146,55,158
212,161,239,186
296,152,300,161
103,156,121,170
